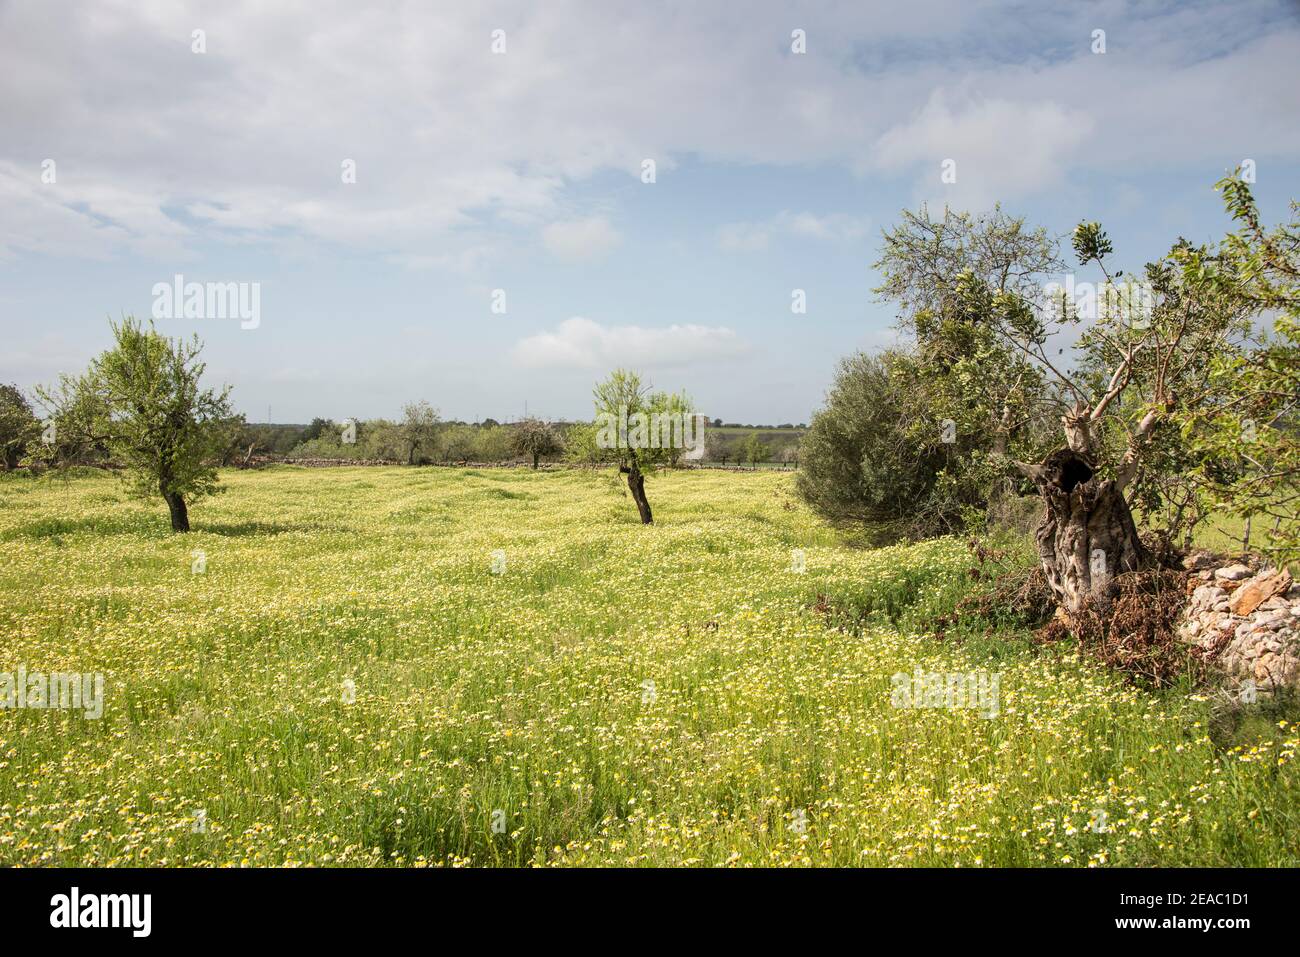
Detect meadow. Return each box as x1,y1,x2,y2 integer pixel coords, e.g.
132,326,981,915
0,465,1296,867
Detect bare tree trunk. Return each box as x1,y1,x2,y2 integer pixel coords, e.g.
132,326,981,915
164,490,190,532
622,463,653,524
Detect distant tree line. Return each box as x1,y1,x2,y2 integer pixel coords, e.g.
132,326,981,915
0,332,603,530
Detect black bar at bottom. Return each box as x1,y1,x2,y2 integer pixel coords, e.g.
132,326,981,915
0,866,1285,943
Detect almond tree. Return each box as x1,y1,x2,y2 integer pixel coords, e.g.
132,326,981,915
38,318,233,531
400,400,440,464
874,206,1059,527
592,371,656,522
588,370,699,524
512,416,563,469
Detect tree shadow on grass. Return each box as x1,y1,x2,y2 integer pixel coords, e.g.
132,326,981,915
3,516,335,541
200,520,335,537
1,515,153,541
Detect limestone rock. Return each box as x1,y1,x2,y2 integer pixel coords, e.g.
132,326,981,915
1229,569,1293,617
1216,564,1252,581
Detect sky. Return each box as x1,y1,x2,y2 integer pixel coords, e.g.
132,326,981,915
1,0,1298,425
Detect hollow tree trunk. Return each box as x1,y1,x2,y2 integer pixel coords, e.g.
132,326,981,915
164,490,190,532
1020,446,1151,617
622,463,653,524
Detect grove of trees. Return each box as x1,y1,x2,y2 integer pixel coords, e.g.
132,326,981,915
7,174,1292,577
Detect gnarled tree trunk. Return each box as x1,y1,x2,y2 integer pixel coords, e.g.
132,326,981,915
1018,398,1162,618
1020,447,1151,616
622,463,653,524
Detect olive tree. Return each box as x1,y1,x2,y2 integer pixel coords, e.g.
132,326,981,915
439,423,477,463
473,424,515,463
992,222,1254,615
0,383,39,470
799,208,1060,542
874,206,1060,511
797,350,991,541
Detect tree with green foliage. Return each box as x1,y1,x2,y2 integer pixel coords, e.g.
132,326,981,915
983,217,1253,615
587,370,698,523
473,424,515,462
439,423,477,463
593,370,655,522
874,205,1059,505
739,432,769,466
869,197,1267,616
512,416,563,469
562,421,604,467
798,351,979,540
29,370,113,469
215,413,252,467
0,383,39,470
40,318,234,531
1171,173,1300,566
649,389,699,467
300,417,329,442
400,400,441,464
800,207,1061,542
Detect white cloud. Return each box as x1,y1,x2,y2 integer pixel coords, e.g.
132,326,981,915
513,317,749,370
387,243,499,274
874,91,1094,209
718,211,869,251
784,211,869,241
0,1,1296,261
0,161,190,261
718,221,772,252
541,217,621,262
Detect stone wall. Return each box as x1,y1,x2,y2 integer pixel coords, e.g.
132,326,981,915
1178,556,1298,692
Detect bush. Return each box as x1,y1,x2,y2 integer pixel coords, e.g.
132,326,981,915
797,352,966,542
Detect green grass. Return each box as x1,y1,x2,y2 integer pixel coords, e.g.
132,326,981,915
0,466,1296,866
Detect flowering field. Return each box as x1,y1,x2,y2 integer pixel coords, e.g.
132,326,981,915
1,466,1296,867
